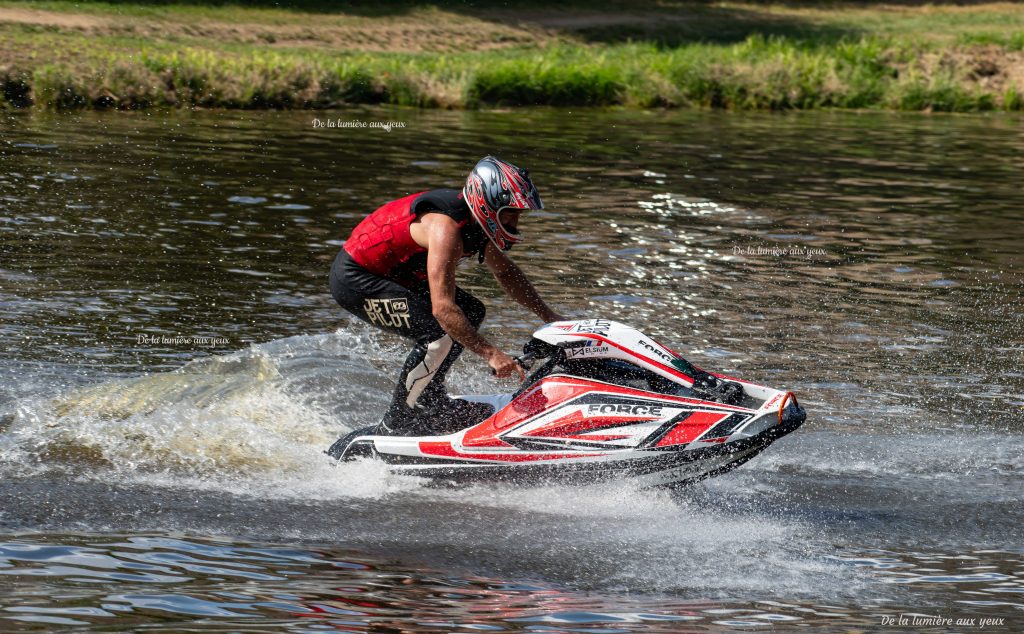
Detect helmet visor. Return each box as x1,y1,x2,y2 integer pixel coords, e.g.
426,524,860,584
517,187,543,212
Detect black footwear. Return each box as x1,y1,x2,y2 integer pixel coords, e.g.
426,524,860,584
375,398,495,437
429,398,495,435
376,414,432,437
375,402,431,437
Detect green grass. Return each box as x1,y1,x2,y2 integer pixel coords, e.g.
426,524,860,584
2,0,1023,112
2,34,1019,112
957,31,1024,51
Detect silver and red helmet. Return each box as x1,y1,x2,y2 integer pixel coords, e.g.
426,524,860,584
463,156,543,251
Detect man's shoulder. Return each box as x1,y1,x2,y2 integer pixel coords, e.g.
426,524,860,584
427,187,462,199
417,210,462,233
413,188,467,214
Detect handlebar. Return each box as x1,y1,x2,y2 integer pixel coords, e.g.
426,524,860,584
489,353,536,377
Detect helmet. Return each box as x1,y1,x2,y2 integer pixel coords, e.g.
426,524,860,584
463,156,543,251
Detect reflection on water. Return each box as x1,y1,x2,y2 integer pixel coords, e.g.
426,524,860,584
0,534,1019,631
1,106,1022,630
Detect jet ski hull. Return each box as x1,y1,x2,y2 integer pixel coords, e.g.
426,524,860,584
390,415,800,488
327,319,807,489
330,379,805,489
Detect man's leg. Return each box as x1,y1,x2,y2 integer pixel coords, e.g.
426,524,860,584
330,251,488,433
403,288,495,434
409,287,485,410
382,287,490,433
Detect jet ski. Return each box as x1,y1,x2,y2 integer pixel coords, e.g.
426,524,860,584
327,319,805,488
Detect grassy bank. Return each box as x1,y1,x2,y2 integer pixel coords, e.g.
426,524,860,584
1,1,1023,112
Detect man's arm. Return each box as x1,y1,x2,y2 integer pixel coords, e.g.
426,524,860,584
484,244,564,323
425,216,524,379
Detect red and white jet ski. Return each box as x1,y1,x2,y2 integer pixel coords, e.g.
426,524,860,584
327,319,805,488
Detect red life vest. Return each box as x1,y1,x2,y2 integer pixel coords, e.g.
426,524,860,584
343,191,474,279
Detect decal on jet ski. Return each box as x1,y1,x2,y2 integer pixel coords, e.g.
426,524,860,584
574,319,612,336
520,408,661,440
637,339,675,363
652,411,731,447
701,412,751,439
560,331,698,383
586,403,664,416
419,441,603,462
565,340,611,358
462,376,752,449
651,411,753,447
505,394,744,450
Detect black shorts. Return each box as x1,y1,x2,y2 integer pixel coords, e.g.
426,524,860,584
328,249,484,344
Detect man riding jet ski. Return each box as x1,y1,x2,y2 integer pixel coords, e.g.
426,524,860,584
327,319,806,489
329,156,562,437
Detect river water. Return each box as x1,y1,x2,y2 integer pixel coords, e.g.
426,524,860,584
0,107,1021,632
